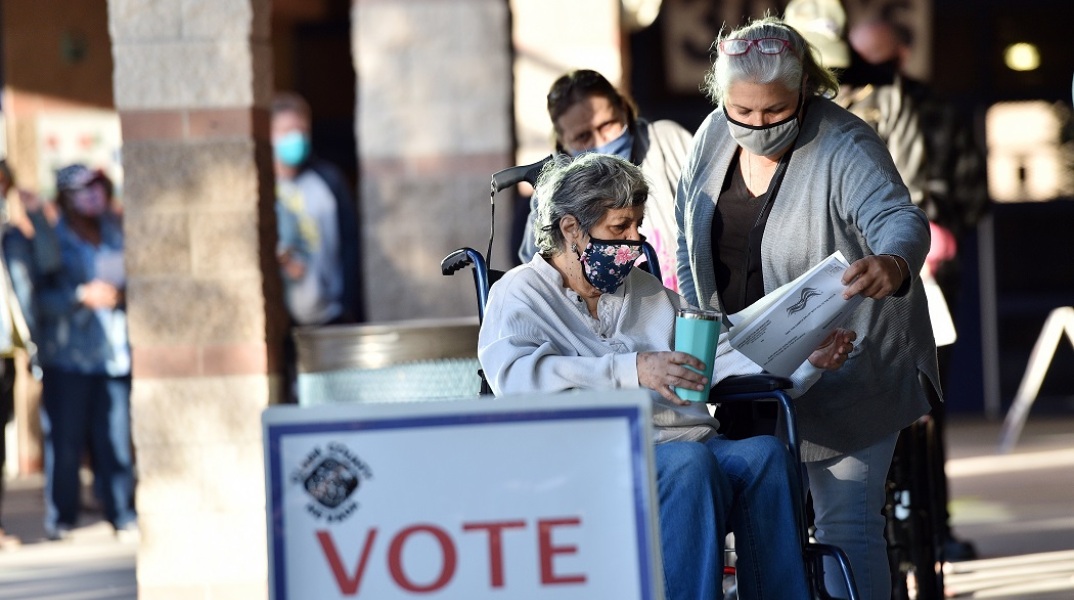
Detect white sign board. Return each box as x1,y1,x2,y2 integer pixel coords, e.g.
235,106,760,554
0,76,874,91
262,390,663,600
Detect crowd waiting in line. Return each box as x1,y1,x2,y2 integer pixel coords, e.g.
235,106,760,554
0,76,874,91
0,159,135,546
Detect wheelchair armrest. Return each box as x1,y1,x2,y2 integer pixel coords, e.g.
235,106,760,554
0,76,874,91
710,373,805,509
710,374,792,398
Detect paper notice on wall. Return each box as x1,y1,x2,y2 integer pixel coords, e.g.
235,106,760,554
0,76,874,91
36,110,123,199
727,251,865,377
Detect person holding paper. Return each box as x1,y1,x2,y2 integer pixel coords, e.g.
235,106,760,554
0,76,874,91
675,16,938,600
479,153,855,600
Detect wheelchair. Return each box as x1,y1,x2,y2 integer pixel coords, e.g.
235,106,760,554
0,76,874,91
440,156,860,600
884,379,948,600
729,384,949,600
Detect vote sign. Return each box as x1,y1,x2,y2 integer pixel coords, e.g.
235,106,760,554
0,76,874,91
262,390,663,600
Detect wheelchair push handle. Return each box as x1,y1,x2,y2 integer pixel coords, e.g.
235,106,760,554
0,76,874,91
441,247,480,276
491,155,553,194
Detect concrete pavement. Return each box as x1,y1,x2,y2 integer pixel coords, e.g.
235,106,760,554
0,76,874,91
941,412,1074,599
0,474,136,600
0,413,1071,599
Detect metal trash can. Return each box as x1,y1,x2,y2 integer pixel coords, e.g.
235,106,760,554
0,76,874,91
293,317,482,405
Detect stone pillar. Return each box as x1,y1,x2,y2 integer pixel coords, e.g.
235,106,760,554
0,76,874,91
109,0,280,597
510,0,623,166
354,0,514,322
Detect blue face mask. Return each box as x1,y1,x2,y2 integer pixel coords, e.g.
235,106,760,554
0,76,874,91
579,237,644,294
571,128,634,161
274,131,311,167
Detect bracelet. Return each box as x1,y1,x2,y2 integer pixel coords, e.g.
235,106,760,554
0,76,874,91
884,254,907,283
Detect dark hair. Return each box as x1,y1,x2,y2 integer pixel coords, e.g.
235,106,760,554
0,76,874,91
876,2,917,48
271,91,311,120
532,153,648,255
0,159,13,193
546,70,638,149
889,21,914,49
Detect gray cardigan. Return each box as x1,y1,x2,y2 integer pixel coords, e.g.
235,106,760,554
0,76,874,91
676,96,938,461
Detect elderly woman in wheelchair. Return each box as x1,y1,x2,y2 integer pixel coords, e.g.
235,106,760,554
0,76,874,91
477,153,855,600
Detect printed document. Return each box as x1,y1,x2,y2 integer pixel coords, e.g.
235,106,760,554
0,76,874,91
727,251,865,377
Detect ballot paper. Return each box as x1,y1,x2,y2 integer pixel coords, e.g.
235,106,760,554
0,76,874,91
94,250,126,287
727,251,865,377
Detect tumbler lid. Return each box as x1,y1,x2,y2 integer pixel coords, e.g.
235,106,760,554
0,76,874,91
677,308,721,321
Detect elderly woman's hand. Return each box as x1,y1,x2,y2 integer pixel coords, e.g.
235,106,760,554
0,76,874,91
637,351,709,405
842,255,907,300
808,328,857,370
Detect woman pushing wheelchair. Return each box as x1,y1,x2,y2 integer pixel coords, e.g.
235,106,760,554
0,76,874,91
477,152,854,599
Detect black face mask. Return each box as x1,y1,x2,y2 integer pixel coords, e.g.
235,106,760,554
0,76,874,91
842,52,900,87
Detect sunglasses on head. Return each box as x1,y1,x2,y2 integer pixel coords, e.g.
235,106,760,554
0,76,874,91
718,37,793,56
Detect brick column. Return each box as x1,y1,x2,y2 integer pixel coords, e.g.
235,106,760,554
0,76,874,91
354,0,514,322
109,0,280,597
510,0,623,166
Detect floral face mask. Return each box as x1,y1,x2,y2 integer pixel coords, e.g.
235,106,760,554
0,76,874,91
579,237,645,294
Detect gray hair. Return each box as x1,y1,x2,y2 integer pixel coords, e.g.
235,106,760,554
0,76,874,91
703,16,838,108
532,153,648,256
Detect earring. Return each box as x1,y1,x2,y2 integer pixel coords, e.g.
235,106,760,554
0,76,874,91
571,242,578,253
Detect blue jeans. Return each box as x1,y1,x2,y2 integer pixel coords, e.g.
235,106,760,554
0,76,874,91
805,431,900,600
656,435,809,600
40,369,136,532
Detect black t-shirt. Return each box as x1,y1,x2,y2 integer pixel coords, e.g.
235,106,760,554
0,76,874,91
711,152,775,315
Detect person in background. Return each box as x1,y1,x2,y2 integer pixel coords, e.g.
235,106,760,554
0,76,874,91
518,69,693,292
784,0,927,208
849,13,989,562
848,14,989,294
271,92,364,402
676,17,938,599
484,153,857,600
36,164,136,541
0,159,39,550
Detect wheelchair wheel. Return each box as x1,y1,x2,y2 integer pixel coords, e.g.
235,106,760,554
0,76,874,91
885,417,945,599
723,570,738,600
723,541,738,599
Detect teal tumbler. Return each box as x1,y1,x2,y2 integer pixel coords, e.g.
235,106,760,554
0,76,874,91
673,308,722,402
